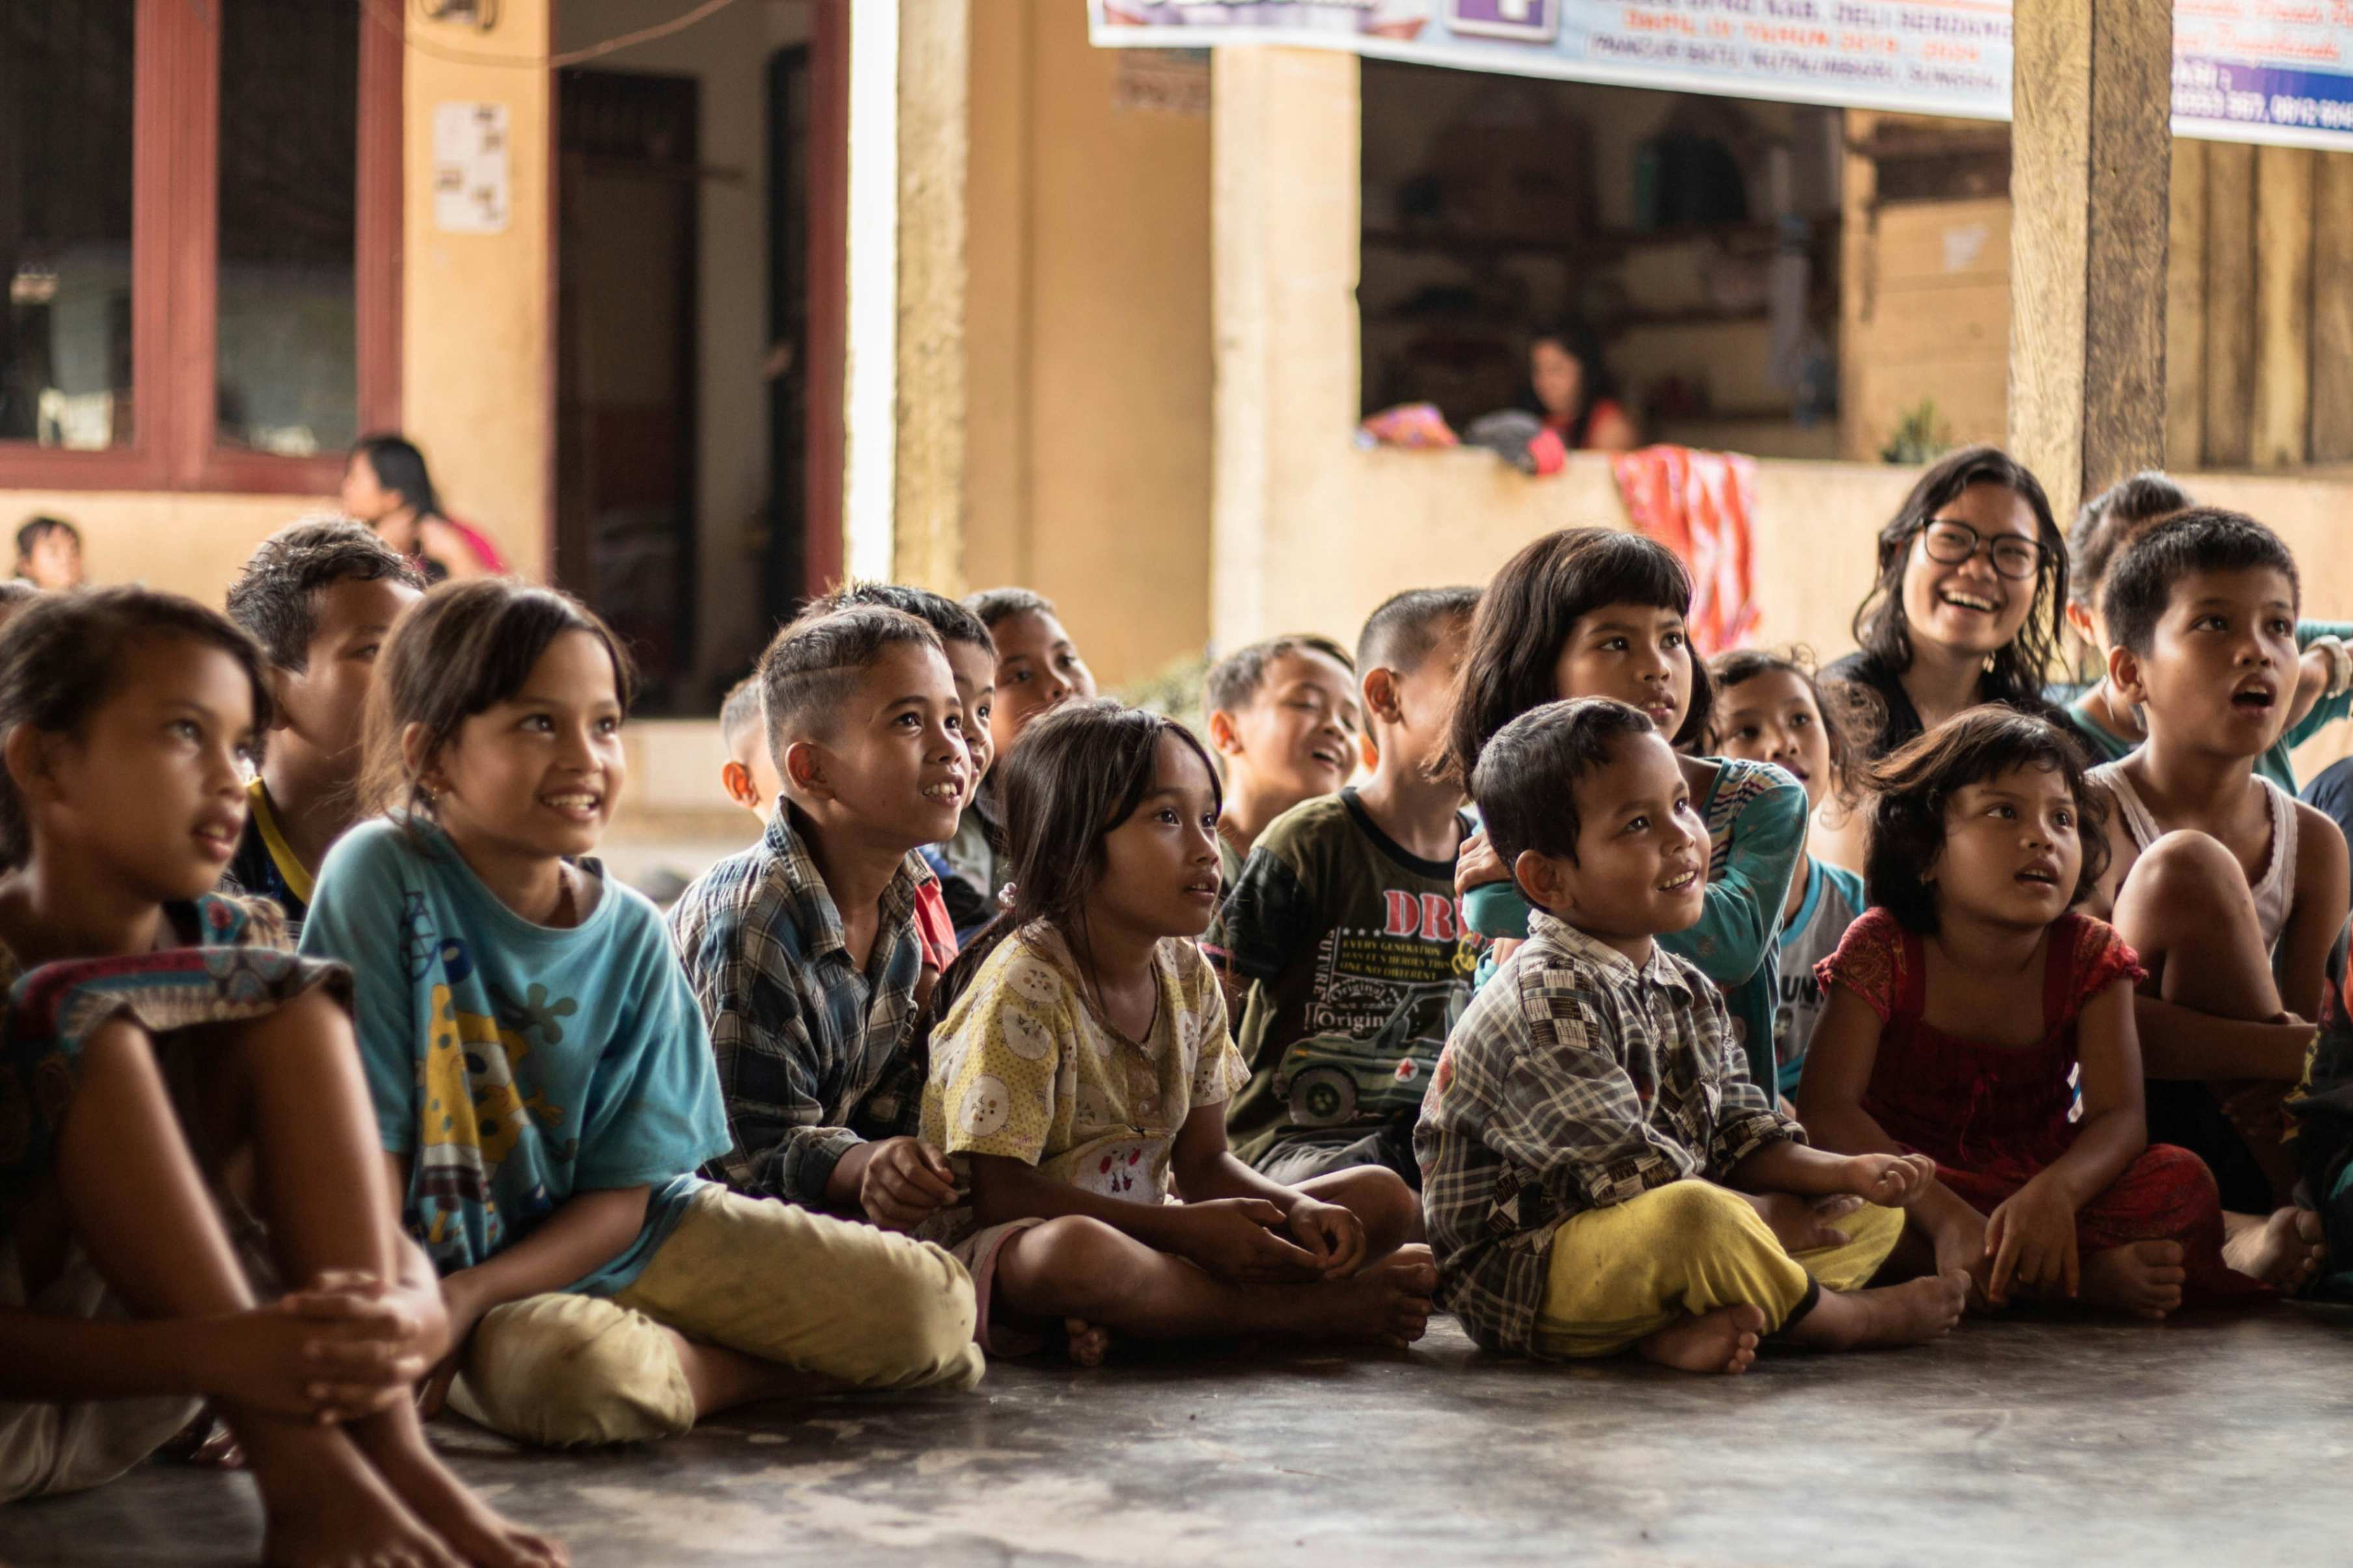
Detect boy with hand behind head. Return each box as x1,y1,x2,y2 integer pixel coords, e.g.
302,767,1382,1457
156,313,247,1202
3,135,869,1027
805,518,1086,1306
1207,589,1479,1189
1417,698,1964,1373
670,607,971,1234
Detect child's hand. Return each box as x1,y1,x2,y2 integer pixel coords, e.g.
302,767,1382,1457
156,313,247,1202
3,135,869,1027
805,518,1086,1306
198,1281,431,1424
1171,1198,1324,1284
1285,1199,1367,1278
1984,1180,2080,1305
1842,1152,1939,1208
1453,830,1508,897
860,1137,960,1231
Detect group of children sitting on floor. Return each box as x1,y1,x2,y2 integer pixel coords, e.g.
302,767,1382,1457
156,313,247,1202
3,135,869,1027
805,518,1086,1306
1,442,2345,1567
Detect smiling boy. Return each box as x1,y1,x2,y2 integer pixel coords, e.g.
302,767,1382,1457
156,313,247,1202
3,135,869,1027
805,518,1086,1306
670,607,973,1234
1203,634,1361,888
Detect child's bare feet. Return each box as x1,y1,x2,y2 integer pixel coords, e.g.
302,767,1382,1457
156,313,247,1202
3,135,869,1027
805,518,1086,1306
244,1424,461,1568
1784,1273,1966,1351
354,1414,567,1568
2078,1240,2187,1320
2222,1208,2328,1290
1637,1304,1764,1374
1326,1244,1436,1347
1746,1191,1863,1253
1063,1318,1112,1367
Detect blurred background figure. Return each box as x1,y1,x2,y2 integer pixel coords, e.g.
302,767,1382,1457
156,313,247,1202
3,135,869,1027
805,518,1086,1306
340,432,508,583
14,515,84,590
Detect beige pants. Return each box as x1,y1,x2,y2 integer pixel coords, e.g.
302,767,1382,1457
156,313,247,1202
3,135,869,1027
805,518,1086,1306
450,1186,984,1446
1534,1180,1904,1359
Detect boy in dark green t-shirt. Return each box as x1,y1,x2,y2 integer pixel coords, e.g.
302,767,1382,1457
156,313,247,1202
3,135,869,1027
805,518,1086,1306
1205,588,1481,1188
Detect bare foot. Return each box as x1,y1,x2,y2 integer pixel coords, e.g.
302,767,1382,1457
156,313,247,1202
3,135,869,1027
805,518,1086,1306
1637,1304,1764,1374
2078,1240,2187,1320
354,1413,568,1568
1784,1272,1965,1351
1326,1243,1437,1347
1063,1318,1112,1368
241,1422,462,1568
2222,1208,2328,1291
1745,1191,1862,1253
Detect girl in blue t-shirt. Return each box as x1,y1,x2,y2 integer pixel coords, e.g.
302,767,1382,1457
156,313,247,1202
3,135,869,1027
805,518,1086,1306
302,580,981,1449
1447,529,1808,1095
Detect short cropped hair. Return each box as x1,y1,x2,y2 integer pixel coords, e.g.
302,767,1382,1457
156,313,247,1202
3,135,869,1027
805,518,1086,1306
1863,707,2108,934
14,516,77,563
803,581,992,654
963,587,1057,632
718,674,764,754
760,605,943,747
1357,587,1479,676
2099,508,2300,659
1471,697,1656,872
1203,633,1355,717
226,516,427,671
2067,472,2192,608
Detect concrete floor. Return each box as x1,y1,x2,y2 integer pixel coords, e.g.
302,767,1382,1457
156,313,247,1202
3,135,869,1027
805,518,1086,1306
8,1305,2350,1568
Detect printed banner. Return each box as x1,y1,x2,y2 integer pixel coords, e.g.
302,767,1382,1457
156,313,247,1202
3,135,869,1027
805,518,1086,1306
1088,1,2353,151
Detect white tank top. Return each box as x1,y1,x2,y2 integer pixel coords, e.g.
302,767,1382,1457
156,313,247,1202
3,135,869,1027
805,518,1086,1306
2090,762,2298,952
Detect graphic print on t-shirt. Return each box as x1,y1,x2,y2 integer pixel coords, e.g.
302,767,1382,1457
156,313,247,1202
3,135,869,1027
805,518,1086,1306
1277,893,1474,1130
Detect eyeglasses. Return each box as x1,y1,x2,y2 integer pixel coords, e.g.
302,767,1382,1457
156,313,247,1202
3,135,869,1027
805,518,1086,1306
1917,519,2045,581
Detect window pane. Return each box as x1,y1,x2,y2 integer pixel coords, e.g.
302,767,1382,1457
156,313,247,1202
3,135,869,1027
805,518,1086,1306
215,0,360,457
0,0,137,449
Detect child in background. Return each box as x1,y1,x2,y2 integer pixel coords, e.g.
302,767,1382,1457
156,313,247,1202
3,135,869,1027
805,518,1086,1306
1202,634,1362,887
2086,511,2338,1284
924,700,1434,1362
671,607,973,1238
304,583,980,1448
12,516,83,592
1801,709,2260,1317
223,518,427,940
717,674,783,826
1708,648,1876,1098
2063,473,2353,793
1451,529,1807,1093
952,588,1097,929
1419,698,1961,1374
0,588,556,1565
1209,589,1479,1188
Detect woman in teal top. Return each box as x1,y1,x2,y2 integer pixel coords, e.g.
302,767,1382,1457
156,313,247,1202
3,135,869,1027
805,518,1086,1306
1445,529,1808,1093
2061,472,2353,791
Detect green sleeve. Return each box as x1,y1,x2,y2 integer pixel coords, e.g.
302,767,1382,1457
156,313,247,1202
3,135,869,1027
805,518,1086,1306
1462,880,1531,940
1663,772,1808,987
2288,620,2353,750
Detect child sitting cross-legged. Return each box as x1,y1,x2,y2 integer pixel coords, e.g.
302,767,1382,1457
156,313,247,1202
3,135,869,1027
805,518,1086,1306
1418,698,1964,1374
1207,587,1480,1188
224,517,427,940
1203,633,1362,888
303,583,982,1449
1799,708,2263,1319
923,700,1437,1364
2085,509,2339,1286
0,587,559,1565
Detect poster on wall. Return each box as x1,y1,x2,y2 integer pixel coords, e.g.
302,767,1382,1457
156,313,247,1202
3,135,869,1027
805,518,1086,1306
1088,1,2353,152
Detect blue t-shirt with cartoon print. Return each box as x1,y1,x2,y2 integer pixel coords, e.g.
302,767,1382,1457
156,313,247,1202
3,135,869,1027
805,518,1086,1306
301,817,729,1297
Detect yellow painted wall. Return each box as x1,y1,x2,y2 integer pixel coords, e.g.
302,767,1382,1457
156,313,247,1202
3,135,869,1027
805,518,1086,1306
965,0,1213,689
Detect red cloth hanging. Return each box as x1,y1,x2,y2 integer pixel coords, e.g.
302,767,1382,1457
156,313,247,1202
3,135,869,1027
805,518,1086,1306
1609,445,1760,657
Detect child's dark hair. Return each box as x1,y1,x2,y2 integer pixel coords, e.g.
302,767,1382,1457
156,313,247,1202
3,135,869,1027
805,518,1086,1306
1851,445,2068,707
360,579,635,823
226,516,427,671
349,433,442,520
14,515,77,568
0,587,273,869
1445,527,1713,783
718,674,764,754
963,586,1057,632
1472,698,1655,874
2067,472,2192,609
1203,634,1355,717
1357,587,1479,678
805,581,992,655
1864,708,2108,935
939,698,1220,1006
760,605,942,749
0,582,40,613
2100,508,2300,659
1707,645,1882,791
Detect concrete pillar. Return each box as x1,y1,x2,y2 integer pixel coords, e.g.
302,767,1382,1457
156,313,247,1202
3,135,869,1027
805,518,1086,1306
1210,47,1360,655
893,0,969,592
2006,0,2172,525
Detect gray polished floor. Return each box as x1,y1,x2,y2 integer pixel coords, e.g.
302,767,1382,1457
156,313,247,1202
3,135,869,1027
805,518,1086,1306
7,1305,2349,1567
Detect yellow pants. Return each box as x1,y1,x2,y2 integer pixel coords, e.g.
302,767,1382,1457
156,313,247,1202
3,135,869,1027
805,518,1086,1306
1534,1180,1904,1359
451,1186,984,1446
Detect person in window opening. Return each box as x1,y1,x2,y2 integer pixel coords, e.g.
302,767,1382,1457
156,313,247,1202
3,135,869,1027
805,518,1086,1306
340,434,509,585
14,516,83,592
1523,322,1639,454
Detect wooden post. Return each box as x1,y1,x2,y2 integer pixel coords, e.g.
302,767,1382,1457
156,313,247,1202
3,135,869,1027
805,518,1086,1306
2252,147,2315,470
2311,153,2353,462
893,0,969,591
2203,144,2257,468
2007,0,2171,525
2164,139,2207,470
